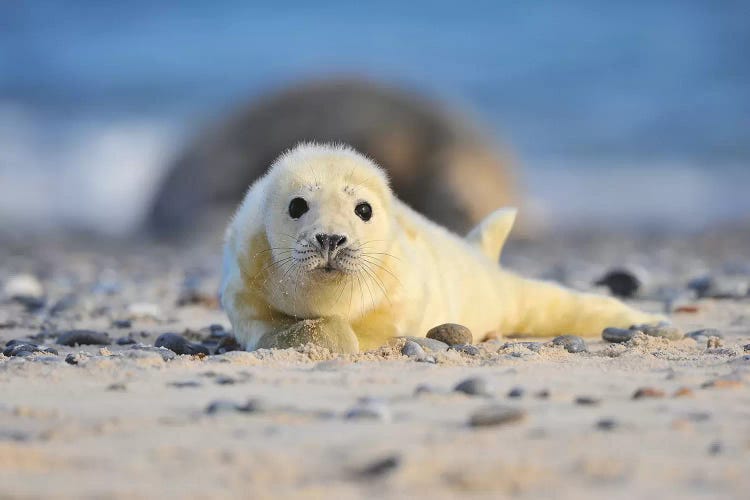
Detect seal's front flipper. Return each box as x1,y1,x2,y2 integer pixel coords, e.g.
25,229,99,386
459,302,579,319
255,316,360,354
465,207,517,262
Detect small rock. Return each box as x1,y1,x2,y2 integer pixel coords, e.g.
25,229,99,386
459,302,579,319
57,330,111,346
674,387,694,398
632,387,665,399
215,376,236,385
115,335,136,345
701,379,742,389
449,344,480,356
535,389,550,399
454,377,492,397
345,399,391,421
107,383,126,391
355,455,401,479
633,323,682,340
575,396,600,406
64,353,88,365
168,380,201,388
684,329,723,341
155,333,210,356
602,327,636,343
468,405,526,427
205,399,262,415
552,335,587,353
507,387,524,398
426,323,473,346
4,274,44,300
112,319,132,329
708,441,723,455
131,343,176,361
414,384,438,395
595,269,641,298
744,344,750,352
400,336,449,352
401,340,427,360
214,335,242,354
595,418,618,431
2,343,57,357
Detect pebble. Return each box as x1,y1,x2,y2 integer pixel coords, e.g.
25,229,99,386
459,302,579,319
215,376,236,385
107,383,127,391
595,418,618,431
401,340,427,360
535,389,550,399
131,344,176,361
414,384,438,395
426,323,473,346
116,336,137,345
400,336,449,352
575,396,600,406
4,274,44,300
744,344,750,352
57,330,111,346
214,335,242,354
168,380,201,388
702,379,742,389
552,335,587,353
454,377,492,397
633,323,683,340
468,405,526,427
684,329,723,341
602,327,636,343
595,269,640,298
112,319,132,329
449,344,480,356
64,353,87,365
507,387,524,398
673,387,694,398
205,399,263,415
3,342,57,357
632,387,665,399
355,455,401,479
345,399,391,421
155,333,210,356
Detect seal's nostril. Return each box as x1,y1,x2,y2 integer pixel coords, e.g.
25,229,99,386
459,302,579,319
315,234,327,249
316,234,347,252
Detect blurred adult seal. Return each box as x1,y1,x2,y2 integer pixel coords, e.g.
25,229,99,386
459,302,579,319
146,78,519,237
221,143,664,353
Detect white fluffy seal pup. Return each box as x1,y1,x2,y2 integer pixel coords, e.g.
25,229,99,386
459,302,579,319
221,143,664,352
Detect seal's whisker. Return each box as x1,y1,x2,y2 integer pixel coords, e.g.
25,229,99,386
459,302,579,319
359,262,392,307
360,256,402,286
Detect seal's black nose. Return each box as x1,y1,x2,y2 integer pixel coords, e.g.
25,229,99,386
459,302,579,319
316,233,347,252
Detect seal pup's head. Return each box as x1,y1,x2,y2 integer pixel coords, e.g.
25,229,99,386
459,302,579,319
238,143,397,318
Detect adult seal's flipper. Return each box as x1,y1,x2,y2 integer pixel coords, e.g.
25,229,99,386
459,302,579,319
465,207,517,262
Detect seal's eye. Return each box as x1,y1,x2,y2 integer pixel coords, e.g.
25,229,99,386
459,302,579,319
354,201,372,222
288,197,309,219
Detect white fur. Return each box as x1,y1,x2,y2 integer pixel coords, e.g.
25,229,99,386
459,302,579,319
221,143,664,351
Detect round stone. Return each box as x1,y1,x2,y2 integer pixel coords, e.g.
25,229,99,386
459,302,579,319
595,269,640,298
155,333,209,356
426,323,473,346
399,336,449,352
633,323,683,340
468,406,526,427
401,340,427,360
552,335,587,353
602,327,636,343
454,377,492,397
57,330,111,346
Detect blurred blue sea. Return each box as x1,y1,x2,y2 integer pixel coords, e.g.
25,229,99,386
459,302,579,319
0,1,748,234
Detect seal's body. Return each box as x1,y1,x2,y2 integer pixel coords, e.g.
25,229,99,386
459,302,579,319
221,144,662,351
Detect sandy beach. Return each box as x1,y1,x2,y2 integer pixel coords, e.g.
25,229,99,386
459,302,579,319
2,228,749,499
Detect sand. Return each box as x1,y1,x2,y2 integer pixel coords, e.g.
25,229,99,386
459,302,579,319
1,229,749,499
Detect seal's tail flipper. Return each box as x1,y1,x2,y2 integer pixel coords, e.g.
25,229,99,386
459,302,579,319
465,207,517,262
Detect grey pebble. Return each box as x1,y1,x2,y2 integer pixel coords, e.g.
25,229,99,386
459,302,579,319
3,342,57,357
450,344,480,356
57,330,111,346
468,405,526,427
205,399,262,415
684,329,723,341
602,327,636,343
575,396,600,406
355,455,401,479
400,336,449,352
552,335,588,353
345,399,391,421
155,333,209,356
131,343,176,361
116,336,137,345
112,319,132,329
596,418,618,431
107,383,126,391
426,323,473,346
744,344,750,352
454,377,492,397
215,376,236,385
633,323,683,340
401,340,426,360
507,387,524,398
414,383,438,395
168,380,201,388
